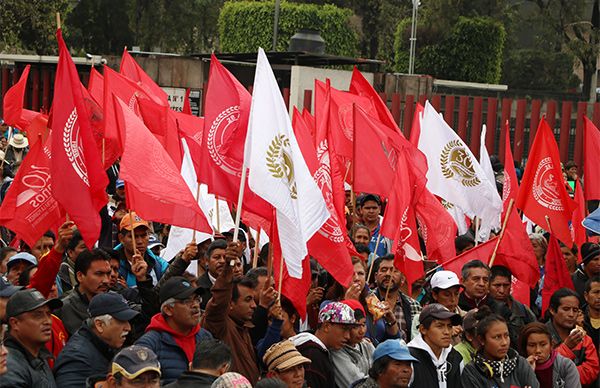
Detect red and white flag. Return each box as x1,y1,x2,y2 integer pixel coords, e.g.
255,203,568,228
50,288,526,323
415,189,457,263
114,96,211,233
0,137,65,247
50,30,108,248
516,119,576,245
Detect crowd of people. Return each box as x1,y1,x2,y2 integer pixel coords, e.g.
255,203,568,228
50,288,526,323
0,120,600,388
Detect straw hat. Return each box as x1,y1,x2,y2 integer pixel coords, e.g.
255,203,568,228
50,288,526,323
263,340,311,373
9,133,28,149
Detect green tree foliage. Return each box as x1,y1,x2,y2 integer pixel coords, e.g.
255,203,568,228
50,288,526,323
395,16,506,83
0,0,71,54
502,49,580,91
218,1,358,56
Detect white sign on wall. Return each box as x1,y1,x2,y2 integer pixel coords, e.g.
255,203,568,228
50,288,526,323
162,87,187,112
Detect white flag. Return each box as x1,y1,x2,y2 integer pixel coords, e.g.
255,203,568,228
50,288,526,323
418,101,502,240
245,48,329,278
478,124,500,240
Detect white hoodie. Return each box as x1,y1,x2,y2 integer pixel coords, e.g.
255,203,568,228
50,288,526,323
408,334,464,388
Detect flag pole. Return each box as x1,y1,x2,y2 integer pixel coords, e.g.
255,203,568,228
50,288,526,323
267,241,274,281
128,210,138,256
232,165,248,244
277,256,284,305
191,183,201,244
474,217,480,246
56,12,61,30
252,228,261,269
215,195,221,233
544,215,553,234
488,199,514,267
366,234,382,283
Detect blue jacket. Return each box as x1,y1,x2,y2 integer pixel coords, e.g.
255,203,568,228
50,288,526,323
54,324,116,388
114,244,169,287
136,326,213,384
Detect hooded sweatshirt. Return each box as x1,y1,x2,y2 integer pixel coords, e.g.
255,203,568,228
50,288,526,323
145,314,200,362
291,332,335,388
408,334,464,388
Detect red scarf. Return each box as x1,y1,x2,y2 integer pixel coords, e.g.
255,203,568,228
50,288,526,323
146,313,200,362
534,349,557,388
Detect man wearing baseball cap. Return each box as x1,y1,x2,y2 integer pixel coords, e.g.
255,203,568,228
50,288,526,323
354,339,418,388
290,301,356,388
136,276,212,384
0,288,62,388
573,242,600,301
5,251,37,285
54,292,140,388
410,270,466,342
407,303,464,387
106,345,161,388
115,212,169,287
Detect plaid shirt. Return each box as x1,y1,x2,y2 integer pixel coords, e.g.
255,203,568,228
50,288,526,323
375,289,422,341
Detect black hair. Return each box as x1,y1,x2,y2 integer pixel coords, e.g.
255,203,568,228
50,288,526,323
74,248,111,277
232,276,256,302
354,244,371,255
585,276,600,294
18,264,37,286
280,295,299,320
558,241,578,255
490,265,512,282
369,355,392,379
461,260,490,281
206,239,227,259
66,230,84,252
43,230,56,241
246,267,268,283
455,235,475,253
548,288,580,317
0,247,17,261
476,312,507,340
255,378,287,388
192,339,231,370
354,308,366,321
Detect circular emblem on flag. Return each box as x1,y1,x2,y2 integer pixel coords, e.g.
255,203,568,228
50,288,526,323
440,140,480,187
441,199,454,210
314,140,344,242
207,106,243,177
266,134,297,199
338,103,355,142
532,157,563,211
502,171,511,201
63,107,90,187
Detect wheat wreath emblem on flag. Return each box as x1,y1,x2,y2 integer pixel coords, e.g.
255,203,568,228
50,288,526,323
266,134,297,199
440,140,481,187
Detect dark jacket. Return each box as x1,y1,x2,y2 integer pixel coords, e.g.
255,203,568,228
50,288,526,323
292,332,335,388
135,325,213,384
114,244,169,287
202,263,260,384
197,271,213,310
461,349,540,388
53,324,116,388
408,335,463,388
0,336,57,388
55,288,90,336
572,268,589,303
583,306,600,356
163,371,218,388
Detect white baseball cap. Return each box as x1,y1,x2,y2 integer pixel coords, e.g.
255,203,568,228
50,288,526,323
430,270,463,290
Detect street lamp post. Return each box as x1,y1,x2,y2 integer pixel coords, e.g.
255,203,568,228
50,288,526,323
408,0,420,74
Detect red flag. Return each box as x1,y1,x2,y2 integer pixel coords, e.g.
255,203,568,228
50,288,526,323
572,180,587,251
174,110,204,179
352,106,398,199
313,80,347,224
541,234,574,315
315,79,375,160
495,207,540,288
200,54,272,221
502,122,519,214
2,65,38,130
408,103,424,146
392,207,424,294
440,237,498,276
584,117,600,200
135,98,183,167
120,48,169,104
87,67,104,106
114,96,211,232
415,188,458,262
512,277,531,306
516,119,576,245
0,138,65,247
349,67,397,132
293,107,354,287
50,30,108,248
182,88,192,115
302,108,316,140
22,113,48,149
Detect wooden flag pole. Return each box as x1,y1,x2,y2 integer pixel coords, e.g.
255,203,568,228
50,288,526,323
128,210,138,256
267,241,274,282
544,215,553,234
252,228,261,269
215,195,221,233
277,256,284,305
366,234,382,283
56,12,61,30
232,163,248,244
384,275,392,302
488,199,514,267
191,183,201,244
